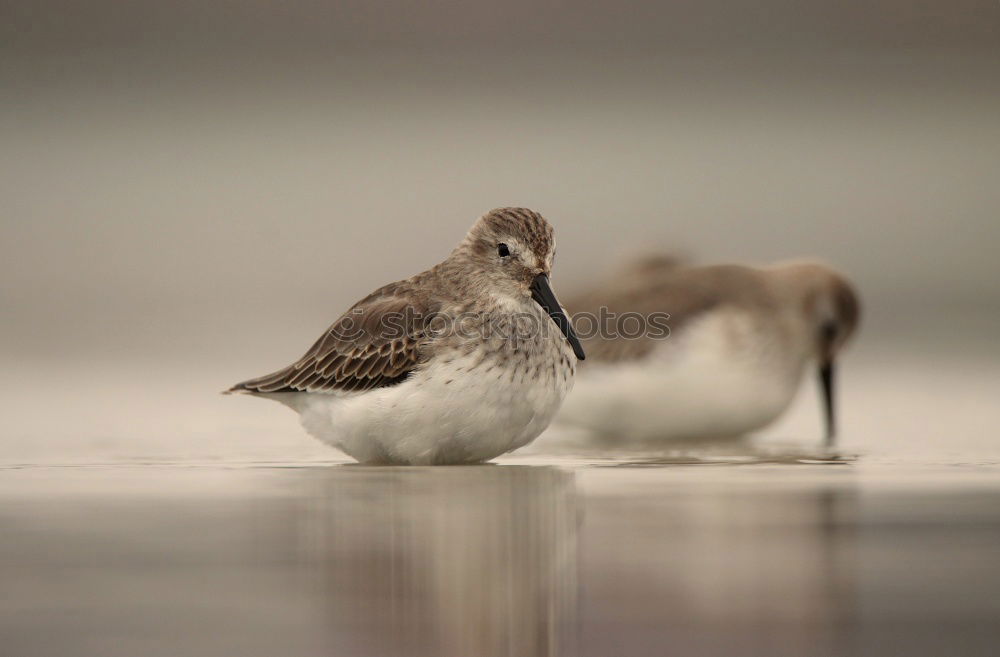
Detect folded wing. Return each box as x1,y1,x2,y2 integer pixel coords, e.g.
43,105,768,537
227,289,440,394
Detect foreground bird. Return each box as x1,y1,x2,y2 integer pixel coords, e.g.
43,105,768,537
226,208,585,465
552,256,859,447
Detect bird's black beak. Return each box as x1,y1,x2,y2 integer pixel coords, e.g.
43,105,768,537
530,273,585,361
819,361,836,447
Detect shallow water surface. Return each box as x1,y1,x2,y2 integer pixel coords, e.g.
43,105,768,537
2,459,999,657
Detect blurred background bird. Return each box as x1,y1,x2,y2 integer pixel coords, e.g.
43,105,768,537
551,255,860,448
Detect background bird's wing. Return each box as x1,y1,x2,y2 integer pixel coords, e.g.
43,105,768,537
227,287,440,394
566,264,741,363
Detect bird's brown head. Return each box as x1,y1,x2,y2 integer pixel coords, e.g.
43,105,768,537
452,207,584,359
770,261,861,362
460,207,556,285
803,266,860,365
771,260,861,446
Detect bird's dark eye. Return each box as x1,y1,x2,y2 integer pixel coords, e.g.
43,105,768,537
820,320,838,343
497,243,510,258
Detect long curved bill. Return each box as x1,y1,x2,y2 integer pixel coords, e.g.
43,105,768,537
819,362,836,447
530,274,586,361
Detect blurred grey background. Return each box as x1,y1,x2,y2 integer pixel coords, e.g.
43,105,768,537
2,0,999,461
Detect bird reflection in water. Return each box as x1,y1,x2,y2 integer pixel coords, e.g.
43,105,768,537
293,465,578,657
577,476,859,657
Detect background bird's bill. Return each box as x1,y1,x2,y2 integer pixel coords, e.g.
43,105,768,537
529,274,586,361
820,362,836,447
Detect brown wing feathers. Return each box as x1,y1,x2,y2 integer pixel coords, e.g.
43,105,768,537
227,292,436,395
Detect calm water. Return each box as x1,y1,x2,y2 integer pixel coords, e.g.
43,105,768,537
2,339,1000,656
2,462,999,657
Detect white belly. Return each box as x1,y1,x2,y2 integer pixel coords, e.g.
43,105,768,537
288,346,574,464
552,311,808,443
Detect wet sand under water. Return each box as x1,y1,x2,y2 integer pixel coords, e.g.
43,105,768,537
2,457,999,657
